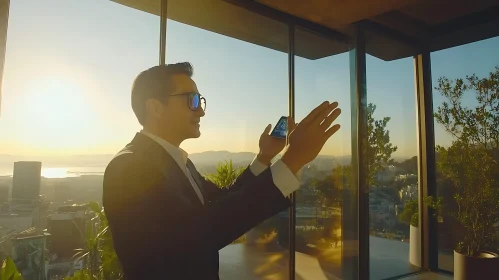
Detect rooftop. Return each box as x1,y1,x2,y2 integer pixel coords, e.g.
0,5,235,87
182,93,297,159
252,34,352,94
112,0,499,60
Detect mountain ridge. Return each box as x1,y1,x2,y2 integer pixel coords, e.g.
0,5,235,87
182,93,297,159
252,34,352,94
0,151,350,167
0,151,416,166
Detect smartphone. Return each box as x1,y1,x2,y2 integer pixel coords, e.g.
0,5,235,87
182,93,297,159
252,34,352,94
270,116,288,139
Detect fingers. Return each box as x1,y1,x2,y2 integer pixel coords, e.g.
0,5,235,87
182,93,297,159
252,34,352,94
325,124,341,139
263,124,272,135
314,102,338,126
300,101,330,126
320,108,341,130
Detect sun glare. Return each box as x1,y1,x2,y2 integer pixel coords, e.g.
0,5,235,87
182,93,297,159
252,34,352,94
24,78,88,125
42,168,68,179
16,76,99,152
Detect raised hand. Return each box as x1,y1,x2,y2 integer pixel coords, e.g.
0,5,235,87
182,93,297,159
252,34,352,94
281,101,341,174
257,116,298,165
257,124,286,165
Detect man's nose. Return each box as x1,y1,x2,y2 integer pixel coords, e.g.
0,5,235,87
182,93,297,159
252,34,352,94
197,107,206,117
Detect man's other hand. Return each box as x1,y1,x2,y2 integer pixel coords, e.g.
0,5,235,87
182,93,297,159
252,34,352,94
257,123,286,165
281,101,341,174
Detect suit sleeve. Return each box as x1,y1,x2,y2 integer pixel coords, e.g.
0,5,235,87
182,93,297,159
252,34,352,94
103,154,291,262
197,156,301,201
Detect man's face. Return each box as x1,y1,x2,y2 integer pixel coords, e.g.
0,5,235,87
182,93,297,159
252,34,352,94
157,73,205,141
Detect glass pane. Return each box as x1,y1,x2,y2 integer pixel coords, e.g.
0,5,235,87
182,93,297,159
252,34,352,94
165,13,291,280
431,36,499,273
294,27,353,280
0,0,159,278
366,55,420,279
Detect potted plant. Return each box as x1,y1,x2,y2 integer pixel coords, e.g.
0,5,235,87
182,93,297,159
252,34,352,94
398,197,442,267
437,141,499,279
433,67,499,279
398,199,420,266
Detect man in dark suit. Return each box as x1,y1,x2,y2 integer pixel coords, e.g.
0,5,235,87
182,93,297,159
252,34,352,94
103,62,341,279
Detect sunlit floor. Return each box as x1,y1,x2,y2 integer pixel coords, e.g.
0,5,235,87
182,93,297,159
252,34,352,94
401,272,452,280
219,236,424,280
219,242,339,280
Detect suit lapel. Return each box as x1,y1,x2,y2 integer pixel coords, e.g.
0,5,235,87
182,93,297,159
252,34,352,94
186,159,208,201
131,133,203,206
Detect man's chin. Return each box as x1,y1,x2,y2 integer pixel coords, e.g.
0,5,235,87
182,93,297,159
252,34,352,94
187,130,201,139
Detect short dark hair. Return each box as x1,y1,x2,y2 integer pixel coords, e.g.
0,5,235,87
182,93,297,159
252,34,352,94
131,62,194,125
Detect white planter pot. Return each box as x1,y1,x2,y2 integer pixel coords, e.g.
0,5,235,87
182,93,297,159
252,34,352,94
409,225,421,267
454,250,499,280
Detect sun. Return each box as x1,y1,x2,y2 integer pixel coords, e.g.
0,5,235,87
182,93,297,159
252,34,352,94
17,76,98,152
24,78,88,125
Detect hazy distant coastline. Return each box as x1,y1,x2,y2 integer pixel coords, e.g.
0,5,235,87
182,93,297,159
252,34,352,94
0,151,360,177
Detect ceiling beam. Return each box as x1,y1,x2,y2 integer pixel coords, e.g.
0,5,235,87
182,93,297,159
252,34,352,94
223,0,350,43
430,4,499,37
357,19,427,52
371,11,431,42
430,5,499,51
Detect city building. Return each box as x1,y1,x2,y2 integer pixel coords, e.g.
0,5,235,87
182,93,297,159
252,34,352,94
45,204,98,278
11,227,49,280
47,205,95,263
11,161,42,204
0,183,9,213
0,183,9,203
0,227,49,280
0,213,33,237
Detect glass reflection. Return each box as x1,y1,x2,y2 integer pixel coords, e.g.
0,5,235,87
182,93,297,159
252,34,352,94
431,37,499,273
166,12,291,280
294,27,352,279
366,55,420,279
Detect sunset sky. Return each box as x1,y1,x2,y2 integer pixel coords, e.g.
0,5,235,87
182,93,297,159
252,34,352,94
1,0,498,158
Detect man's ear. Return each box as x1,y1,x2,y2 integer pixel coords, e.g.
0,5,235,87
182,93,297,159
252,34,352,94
145,98,164,119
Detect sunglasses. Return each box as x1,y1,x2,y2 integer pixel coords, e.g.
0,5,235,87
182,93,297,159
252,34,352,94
169,92,206,111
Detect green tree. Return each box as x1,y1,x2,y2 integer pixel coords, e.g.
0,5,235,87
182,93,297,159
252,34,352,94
329,103,397,190
204,160,245,188
65,202,122,280
367,103,398,187
398,196,443,227
434,66,499,256
0,257,23,280
331,164,353,190
312,175,341,207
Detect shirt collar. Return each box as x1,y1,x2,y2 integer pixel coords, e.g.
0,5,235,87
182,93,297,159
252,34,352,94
140,130,189,166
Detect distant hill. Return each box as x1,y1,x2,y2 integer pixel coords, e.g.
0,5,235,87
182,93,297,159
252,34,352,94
0,151,417,178
0,154,115,167
188,151,257,166
0,152,351,174
393,156,418,174
189,152,350,175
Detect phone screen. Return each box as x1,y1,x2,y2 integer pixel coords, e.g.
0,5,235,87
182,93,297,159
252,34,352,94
270,116,288,139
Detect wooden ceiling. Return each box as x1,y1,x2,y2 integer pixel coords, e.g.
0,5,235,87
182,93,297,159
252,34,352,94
256,0,419,29
399,0,499,25
112,0,350,59
257,0,499,28
111,0,499,61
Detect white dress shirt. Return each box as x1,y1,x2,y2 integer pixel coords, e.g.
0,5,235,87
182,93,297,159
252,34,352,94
140,130,300,204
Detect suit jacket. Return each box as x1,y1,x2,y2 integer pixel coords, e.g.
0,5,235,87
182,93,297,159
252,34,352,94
103,133,292,279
